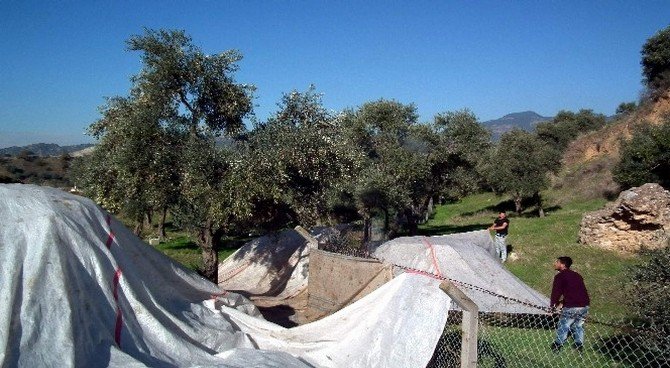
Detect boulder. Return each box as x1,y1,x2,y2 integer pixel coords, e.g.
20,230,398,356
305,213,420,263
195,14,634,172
579,183,670,253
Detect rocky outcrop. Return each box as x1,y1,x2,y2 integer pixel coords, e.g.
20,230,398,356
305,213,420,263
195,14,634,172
579,183,670,253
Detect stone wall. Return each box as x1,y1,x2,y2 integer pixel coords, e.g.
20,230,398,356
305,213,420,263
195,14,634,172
579,183,670,253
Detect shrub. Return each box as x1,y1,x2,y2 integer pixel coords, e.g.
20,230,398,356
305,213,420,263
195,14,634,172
613,117,670,189
627,245,670,360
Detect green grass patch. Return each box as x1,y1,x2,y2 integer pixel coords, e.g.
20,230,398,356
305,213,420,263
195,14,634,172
420,192,638,318
111,215,243,272
155,234,242,271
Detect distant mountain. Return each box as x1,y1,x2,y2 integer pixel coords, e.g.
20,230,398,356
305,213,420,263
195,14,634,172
0,143,94,157
482,111,553,140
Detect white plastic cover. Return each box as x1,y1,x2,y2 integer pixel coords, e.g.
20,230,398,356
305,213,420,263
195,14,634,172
0,184,450,367
371,232,549,314
217,228,313,302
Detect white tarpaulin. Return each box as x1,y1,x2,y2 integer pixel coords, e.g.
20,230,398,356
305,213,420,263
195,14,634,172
0,184,451,367
371,232,549,314
217,228,314,302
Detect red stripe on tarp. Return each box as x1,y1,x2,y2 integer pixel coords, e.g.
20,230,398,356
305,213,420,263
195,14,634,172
112,268,123,346
406,268,442,280
105,214,124,346
422,238,443,277
114,307,123,346
219,262,251,283
106,232,115,249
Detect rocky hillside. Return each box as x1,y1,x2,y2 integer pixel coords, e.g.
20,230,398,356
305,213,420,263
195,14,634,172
0,143,94,157
555,89,670,200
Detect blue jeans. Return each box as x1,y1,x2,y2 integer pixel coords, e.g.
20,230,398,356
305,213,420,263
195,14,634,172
555,306,589,346
494,234,507,262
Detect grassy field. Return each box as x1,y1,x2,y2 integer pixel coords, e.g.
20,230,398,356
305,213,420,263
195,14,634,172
154,235,239,271
419,192,639,318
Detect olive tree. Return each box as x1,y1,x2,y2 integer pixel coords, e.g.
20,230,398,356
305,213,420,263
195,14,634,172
77,95,180,236
482,129,559,215
431,109,491,199
641,25,670,93
342,99,436,238
245,87,364,229
83,29,254,282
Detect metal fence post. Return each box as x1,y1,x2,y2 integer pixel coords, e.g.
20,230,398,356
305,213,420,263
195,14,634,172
440,281,479,368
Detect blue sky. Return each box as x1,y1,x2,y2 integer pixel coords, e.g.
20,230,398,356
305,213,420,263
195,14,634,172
1,1,669,147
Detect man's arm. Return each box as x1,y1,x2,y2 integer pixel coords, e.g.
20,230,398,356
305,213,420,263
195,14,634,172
489,221,508,231
550,275,564,309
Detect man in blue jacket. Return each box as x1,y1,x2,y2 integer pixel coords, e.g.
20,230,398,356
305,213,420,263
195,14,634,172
550,256,590,353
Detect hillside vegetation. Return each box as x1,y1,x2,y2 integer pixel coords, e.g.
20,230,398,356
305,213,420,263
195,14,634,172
0,152,74,187
555,88,670,202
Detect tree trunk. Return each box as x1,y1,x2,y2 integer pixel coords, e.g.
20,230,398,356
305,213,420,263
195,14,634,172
383,209,391,240
514,193,523,215
406,208,419,236
362,214,371,245
143,211,153,235
199,219,222,284
134,220,143,236
535,192,545,218
158,207,168,241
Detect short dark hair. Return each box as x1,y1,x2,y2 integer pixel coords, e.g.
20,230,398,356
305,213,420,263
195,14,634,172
557,256,573,268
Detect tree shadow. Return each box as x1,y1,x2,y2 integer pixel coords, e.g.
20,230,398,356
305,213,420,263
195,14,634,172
418,223,491,236
458,199,562,218
256,305,298,328
597,330,669,367
160,237,199,251
517,206,563,218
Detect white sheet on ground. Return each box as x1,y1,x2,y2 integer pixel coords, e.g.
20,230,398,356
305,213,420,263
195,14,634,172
0,184,450,367
217,228,313,302
371,232,549,314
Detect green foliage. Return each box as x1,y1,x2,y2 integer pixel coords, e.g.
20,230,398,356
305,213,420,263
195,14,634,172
627,245,670,357
0,154,72,187
613,117,670,189
78,96,181,225
80,28,254,282
641,25,670,92
125,29,254,135
343,99,435,236
615,101,637,116
246,87,364,229
431,108,491,198
535,109,607,153
482,129,559,213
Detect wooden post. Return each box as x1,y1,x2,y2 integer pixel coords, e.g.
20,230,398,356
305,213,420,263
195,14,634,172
294,225,318,248
440,281,479,368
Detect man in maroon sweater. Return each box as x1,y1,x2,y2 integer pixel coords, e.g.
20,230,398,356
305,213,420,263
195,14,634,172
550,256,590,352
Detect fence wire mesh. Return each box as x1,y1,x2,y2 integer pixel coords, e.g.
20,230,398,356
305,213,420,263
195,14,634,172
319,239,668,368
427,310,668,368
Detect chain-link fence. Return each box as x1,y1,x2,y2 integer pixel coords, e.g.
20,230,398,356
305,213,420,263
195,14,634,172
427,307,668,368
318,235,667,367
